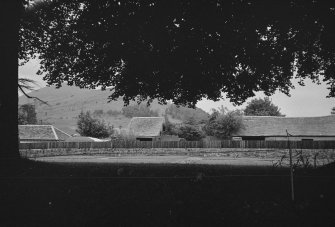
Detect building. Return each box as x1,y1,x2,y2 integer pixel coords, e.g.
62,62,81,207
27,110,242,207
232,115,335,141
127,117,165,141
19,125,71,142
65,136,109,142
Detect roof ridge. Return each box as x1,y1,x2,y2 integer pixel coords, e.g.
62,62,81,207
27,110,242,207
236,115,335,137
243,115,334,119
50,126,59,140
131,117,164,118
19,124,52,126
53,126,72,137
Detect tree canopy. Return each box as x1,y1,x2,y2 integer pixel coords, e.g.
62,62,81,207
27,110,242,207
76,110,112,138
203,108,244,139
331,107,335,115
18,104,38,125
20,0,335,107
244,97,284,116
178,124,205,141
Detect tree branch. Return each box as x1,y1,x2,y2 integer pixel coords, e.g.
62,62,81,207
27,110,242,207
18,84,49,106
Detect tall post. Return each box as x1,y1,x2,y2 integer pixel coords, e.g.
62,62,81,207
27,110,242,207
286,129,294,201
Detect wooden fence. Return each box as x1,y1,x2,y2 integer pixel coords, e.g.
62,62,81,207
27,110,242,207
19,140,335,150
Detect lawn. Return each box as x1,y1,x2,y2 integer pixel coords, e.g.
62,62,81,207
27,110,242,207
1,159,335,226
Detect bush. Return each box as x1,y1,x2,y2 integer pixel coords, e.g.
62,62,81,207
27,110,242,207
18,104,37,125
162,115,180,136
76,111,112,138
204,109,244,139
163,115,205,141
178,124,205,141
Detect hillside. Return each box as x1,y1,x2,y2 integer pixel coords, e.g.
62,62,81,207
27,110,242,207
19,84,209,135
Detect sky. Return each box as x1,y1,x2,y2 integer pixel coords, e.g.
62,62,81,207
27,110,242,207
19,59,335,117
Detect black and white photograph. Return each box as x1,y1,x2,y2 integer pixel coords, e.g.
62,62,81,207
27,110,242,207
1,0,335,226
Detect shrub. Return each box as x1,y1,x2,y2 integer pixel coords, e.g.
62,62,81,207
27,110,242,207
178,124,205,141
76,111,112,138
203,109,244,139
18,104,37,125
163,115,205,141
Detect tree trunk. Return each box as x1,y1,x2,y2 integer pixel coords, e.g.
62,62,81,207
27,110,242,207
0,0,20,160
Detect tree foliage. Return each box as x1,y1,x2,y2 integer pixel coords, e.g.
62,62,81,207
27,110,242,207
18,78,48,105
244,97,284,116
162,115,180,136
18,104,37,125
20,0,335,107
163,115,204,141
204,109,244,139
76,110,111,138
178,124,205,141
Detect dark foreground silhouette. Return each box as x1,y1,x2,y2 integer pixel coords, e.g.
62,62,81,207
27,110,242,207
1,159,335,226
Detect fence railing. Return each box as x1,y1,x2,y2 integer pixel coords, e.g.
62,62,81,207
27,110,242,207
19,140,335,150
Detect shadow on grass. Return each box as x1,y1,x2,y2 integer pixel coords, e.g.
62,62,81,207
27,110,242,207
1,158,335,226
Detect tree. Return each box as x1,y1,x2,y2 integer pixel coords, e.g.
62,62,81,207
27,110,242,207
178,124,205,141
18,78,48,105
76,111,111,138
1,0,26,160
162,114,204,140
162,115,179,136
204,109,244,139
20,0,335,108
331,107,335,115
244,97,284,116
18,104,37,124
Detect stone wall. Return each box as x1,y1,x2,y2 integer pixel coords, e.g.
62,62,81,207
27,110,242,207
20,148,335,165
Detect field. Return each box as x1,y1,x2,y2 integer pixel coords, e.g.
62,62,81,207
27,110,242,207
1,157,335,226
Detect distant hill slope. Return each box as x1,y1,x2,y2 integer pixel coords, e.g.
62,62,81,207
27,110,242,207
19,84,209,135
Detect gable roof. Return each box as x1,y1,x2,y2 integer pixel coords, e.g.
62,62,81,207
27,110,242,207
65,136,109,142
233,115,335,137
128,117,165,137
19,125,71,141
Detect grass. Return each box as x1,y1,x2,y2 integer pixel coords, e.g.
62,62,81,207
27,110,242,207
1,158,335,226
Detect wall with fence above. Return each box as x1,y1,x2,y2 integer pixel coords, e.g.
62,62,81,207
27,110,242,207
19,140,335,150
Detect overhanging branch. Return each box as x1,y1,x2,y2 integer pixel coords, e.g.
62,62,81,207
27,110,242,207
18,84,49,106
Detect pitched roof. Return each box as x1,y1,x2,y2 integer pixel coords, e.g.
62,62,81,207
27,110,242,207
65,136,109,142
127,117,165,137
233,115,335,137
19,125,71,141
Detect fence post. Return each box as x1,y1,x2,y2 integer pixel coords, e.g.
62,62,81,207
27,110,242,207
286,129,295,202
